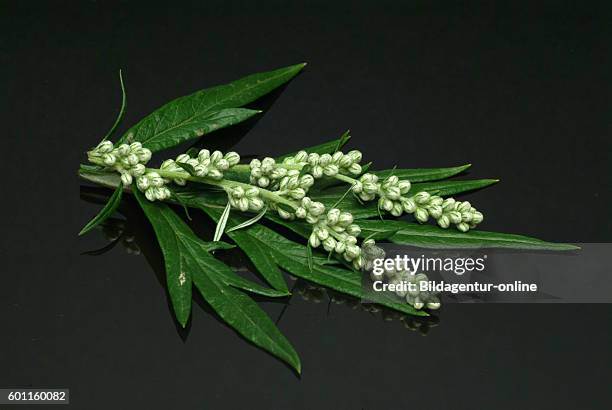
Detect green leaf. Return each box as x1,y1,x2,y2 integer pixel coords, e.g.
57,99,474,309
78,183,123,236
411,179,499,196
126,108,260,152
204,208,288,293
227,207,267,233
213,201,232,242
358,220,578,250
118,63,306,152
134,190,288,327
277,130,351,160
191,265,301,374
373,164,471,183
100,70,127,142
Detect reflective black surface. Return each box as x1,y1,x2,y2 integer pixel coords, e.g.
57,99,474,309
3,1,612,409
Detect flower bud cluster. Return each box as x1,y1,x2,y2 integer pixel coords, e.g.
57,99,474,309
88,140,152,186
249,150,363,189
304,204,365,270
136,171,172,201
403,193,484,232
160,149,241,184
352,173,483,231
226,186,265,212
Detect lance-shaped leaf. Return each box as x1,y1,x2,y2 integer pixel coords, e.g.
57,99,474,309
118,63,306,152
373,164,472,183
358,220,578,250
79,183,123,236
191,263,301,374
134,190,289,327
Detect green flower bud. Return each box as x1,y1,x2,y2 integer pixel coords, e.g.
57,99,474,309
437,215,450,228
120,172,133,186
323,237,337,252
294,150,308,162
442,198,456,210
270,168,287,179
295,207,307,219
145,188,156,201
305,214,319,224
257,177,270,187
137,148,152,163
384,186,401,200
216,159,230,171
345,244,360,259
209,169,224,180
390,203,403,217
237,197,249,212
176,153,190,163
338,212,354,226
312,165,324,178
401,197,417,213
448,211,462,224
210,150,224,164
471,211,484,224
173,178,186,186
412,298,424,310
363,182,379,195
117,144,130,156
102,153,116,166
346,224,361,236
339,155,353,168
351,181,363,193
130,163,146,177
323,164,339,176
289,188,306,199
428,205,443,219
348,163,362,175
457,201,472,212
456,222,470,232
299,174,314,189
224,152,240,166
136,176,150,191
96,140,114,153
197,149,210,161
332,151,344,163
379,198,394,212
413,191,431,204
316,227,329,241
309,202,326,216
319,153,332,166
309,232,321,248
414,208,429,223
307,153,320,165
129,142,142,151
231,186,245,198
429,196,443,206
334,241,346,254
301,197,312,209
347,150,362,163
461,211,473,223
249,158,261,168
194,165,208,176
126,154,139,166
326,208,340,225
398,180,411,194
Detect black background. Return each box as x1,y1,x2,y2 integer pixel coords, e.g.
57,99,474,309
2,1,612,409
